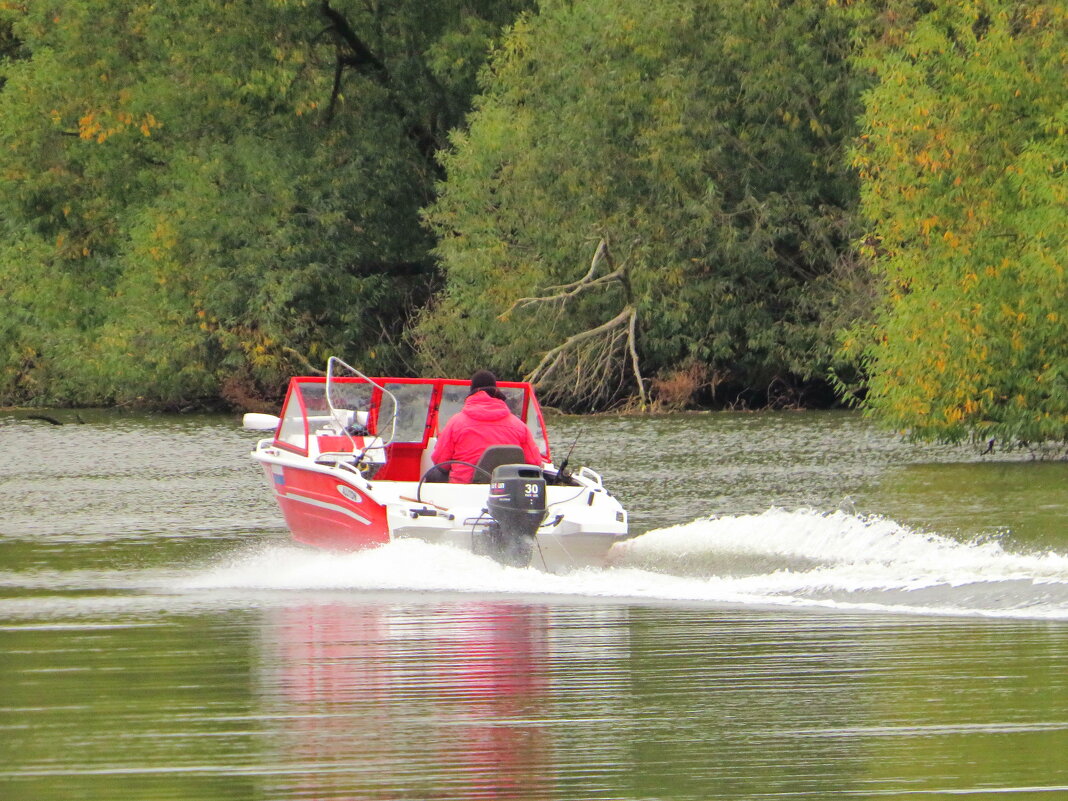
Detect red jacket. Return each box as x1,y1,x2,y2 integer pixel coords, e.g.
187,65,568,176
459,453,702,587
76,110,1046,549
432,392,542,483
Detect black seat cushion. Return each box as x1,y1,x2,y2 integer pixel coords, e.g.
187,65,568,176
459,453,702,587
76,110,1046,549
472,445,527,483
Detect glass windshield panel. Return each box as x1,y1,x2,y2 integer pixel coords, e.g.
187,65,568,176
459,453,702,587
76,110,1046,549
437,384,468,434
382,383,433,443
327,380,374,434
299,381,346,437
276,381,317,451
525,397,548,458
439,385,526,431
436,384,547,458
497,386,525,418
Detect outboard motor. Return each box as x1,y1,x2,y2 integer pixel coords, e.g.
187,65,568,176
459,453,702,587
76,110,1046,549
481,464,547,567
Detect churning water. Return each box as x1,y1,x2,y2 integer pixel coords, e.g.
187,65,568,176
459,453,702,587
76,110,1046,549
174,507,1068,620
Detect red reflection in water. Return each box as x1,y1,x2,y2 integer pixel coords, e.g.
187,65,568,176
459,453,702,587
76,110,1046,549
262,601,552,800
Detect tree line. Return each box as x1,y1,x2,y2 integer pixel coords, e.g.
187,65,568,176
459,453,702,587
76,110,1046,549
0,0,1063,446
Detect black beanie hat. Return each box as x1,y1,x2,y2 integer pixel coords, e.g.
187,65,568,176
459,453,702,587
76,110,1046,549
469,369,498,395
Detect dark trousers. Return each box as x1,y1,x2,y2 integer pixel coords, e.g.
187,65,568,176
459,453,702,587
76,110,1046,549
422,465,450,483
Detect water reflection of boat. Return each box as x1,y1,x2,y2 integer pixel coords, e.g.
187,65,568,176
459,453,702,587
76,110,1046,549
244,358,629,571
261,602,554,800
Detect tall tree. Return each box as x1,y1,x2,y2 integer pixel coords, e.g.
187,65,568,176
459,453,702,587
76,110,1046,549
849,0,1067,445
0,0,528,408
418,0,866,410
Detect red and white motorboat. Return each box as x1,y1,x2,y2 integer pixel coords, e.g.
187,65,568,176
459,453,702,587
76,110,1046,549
244,358,629,571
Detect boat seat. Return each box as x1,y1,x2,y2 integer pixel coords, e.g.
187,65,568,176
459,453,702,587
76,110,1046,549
420,437,438,478
473,445,527,483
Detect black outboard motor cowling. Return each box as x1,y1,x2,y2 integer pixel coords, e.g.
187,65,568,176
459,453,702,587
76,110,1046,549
481,464,547,567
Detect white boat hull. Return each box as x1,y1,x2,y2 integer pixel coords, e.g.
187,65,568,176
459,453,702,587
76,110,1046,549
253,444,629,572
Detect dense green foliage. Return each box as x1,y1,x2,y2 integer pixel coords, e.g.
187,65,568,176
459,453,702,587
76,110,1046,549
849,0,1067,444
418,0,866,409
1,0,1065,445
0,0,527,408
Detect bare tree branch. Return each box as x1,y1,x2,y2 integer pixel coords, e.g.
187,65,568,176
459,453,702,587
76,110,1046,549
626,307,647,409
282,346,325,376
507,268,625,314
525,306,633,386
502,239,621,316
319,0,389,81
543,238,607,292
509,238,647,409
316,1,439,164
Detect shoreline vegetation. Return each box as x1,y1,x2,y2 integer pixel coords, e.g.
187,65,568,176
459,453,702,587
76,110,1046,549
1,1,1064,446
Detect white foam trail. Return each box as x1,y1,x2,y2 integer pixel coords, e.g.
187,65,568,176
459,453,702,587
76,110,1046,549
613,508,1068,589
175,509,1068,620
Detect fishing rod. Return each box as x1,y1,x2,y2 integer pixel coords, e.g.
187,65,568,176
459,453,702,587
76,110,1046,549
555,425,584,483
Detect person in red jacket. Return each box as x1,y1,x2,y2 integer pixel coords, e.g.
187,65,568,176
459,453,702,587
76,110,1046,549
430,370,542,484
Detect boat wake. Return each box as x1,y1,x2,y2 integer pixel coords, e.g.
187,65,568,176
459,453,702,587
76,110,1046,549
178,509,1068,621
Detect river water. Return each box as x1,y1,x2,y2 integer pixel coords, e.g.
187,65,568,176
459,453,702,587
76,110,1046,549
1,409,1066,800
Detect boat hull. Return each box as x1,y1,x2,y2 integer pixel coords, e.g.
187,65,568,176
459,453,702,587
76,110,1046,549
255,454,629,572
262,463,390,551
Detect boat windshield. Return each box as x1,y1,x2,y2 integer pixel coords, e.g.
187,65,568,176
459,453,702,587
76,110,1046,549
380,382,433,443
276,374,549,458
328,381,374,420
437,384,547,456
276,380,325,452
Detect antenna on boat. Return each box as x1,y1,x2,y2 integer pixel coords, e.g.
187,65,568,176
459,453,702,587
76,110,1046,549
556,426,583,483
